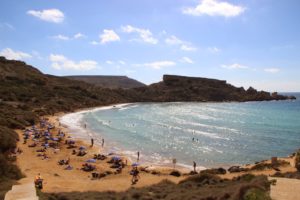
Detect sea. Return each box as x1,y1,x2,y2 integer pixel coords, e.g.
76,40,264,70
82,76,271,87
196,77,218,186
60,93,300,169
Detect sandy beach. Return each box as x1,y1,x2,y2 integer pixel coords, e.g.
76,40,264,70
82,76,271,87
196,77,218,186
14,111,297,194
15,113,187,193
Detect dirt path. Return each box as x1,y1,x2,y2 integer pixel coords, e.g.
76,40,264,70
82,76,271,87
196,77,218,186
269,177,300,200
5,178,38,200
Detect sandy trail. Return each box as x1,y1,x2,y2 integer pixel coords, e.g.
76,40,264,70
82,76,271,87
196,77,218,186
269,177,300,200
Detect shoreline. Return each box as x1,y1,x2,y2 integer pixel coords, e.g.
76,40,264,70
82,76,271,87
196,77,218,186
13,104,298,193
59,103,208,172
58,102,298,172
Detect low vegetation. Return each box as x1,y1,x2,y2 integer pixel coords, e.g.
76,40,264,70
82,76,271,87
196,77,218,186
39,174,271,200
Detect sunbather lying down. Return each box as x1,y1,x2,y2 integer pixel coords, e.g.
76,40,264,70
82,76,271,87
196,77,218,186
58,158,70,165
94,154,107,160
77,150,87,156
81,163,96,172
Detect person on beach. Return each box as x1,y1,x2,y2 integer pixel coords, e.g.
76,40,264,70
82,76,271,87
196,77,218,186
137,151,140,161
131,167,140,184
193,161,196,172
34,173,43,189
101,138,104,147
84,123,87,129
91,138,94,147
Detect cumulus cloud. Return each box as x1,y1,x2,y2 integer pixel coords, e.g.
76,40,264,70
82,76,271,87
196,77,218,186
53,34,70,40
90,41,99,45
52,33,85,41
165,35,197,51
119,60,126,65
221,63,248,69
74,33,85,39
165,35,184,45
99,29,120,44
264,68,280,73
208,47,221,53
181,44,197,51
180,57,194,64
183,0,245,17
106,60,114,65
49,54,98,71
121,25,158,44
0,48,32,60
27,9,64,23
143,61,176,69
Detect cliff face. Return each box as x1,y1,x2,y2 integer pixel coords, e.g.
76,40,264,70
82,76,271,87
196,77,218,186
132,75,296,102
64,75,145,89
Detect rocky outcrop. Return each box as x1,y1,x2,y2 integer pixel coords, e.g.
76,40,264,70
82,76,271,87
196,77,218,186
131,75,296,102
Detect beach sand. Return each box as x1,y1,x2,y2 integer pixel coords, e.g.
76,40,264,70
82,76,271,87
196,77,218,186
15,114,186,193
14,113,297,194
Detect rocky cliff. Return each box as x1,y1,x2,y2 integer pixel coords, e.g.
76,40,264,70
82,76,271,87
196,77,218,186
131,75,296,102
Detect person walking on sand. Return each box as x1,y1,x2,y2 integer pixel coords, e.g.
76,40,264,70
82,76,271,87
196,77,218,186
193,161,196,172
101,138,104,148
131,167,140,184
137,151,140,161
91,138,94,147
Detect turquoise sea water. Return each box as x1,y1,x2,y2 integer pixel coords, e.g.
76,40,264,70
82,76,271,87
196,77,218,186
67,93,300,168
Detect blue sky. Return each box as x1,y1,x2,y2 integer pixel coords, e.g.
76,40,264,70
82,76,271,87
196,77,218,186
0,0,299,92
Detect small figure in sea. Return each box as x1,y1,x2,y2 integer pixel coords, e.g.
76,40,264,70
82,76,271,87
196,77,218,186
84,123,87,129
91,138,94,147
192,137,195,141
137,151,140,161
193,161,196,172
102,138,104,148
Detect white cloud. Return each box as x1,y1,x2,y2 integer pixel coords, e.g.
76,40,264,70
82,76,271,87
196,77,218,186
165,35,184,45
264,68,280,73
165,35,197,51
180,57,194,64
183,0,245,17
181,44,197,51
221,63,248,69
0,22,15,30
74,33,85,39
121,25,158,44
53,34,70,40
0,48,32,60
99,29,120,44
208,47,221,53
27,9,64,23
143,61,176,70
90,41,99,45
119,60,126,65
49,54,98,71
106,60,114,65
52,33,86,41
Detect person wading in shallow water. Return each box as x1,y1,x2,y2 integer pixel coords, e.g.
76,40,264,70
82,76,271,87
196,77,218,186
91,138,94,147
193,161,197,172
137,151,140,161
102,138,104,147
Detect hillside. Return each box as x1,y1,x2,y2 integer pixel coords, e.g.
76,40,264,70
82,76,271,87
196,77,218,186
131,75,296,102
0,56,295,199
65,75,146,89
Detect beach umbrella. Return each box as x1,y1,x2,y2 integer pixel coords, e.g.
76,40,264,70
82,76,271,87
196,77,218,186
132,163,139,167
86,159,96,163
112,156,121,161
79,146,86,150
